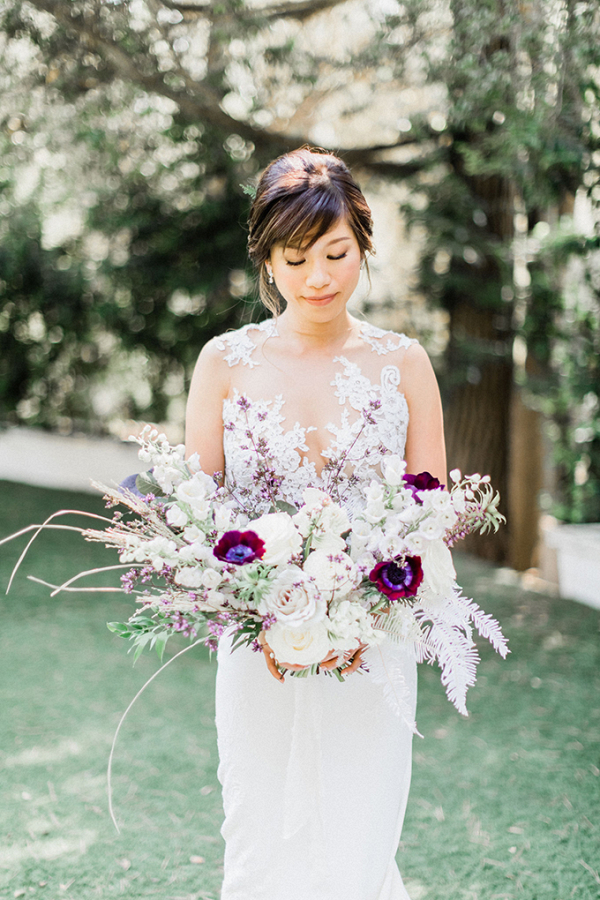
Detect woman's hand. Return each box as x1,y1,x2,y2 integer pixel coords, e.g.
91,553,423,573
259,633,367,682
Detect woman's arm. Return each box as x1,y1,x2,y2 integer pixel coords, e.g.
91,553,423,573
185,338,230,476
402,342,447,486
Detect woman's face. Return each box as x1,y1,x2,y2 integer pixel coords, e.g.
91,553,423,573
269,218,362,322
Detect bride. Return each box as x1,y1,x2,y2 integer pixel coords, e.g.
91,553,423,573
185,147,446,900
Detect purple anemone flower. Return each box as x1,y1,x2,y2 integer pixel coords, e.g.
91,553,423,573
369,555,424,602
213,530,266,565
403,471,445,503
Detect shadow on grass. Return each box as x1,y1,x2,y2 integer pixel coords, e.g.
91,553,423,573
1,481,599,899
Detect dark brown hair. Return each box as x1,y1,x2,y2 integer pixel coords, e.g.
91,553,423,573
247,147,374,315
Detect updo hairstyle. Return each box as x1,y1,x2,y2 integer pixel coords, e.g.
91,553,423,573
247,147,374,315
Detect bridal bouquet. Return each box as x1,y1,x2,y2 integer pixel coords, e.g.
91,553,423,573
78,426,507,715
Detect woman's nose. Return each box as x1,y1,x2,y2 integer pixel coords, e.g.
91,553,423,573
305,259,330,289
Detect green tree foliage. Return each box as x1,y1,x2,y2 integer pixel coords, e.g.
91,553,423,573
1,0,599,524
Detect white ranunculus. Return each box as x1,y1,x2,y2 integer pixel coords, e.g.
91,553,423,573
252,512,302,565
166,504,188,528
382,454,406,486
303,549,357,597
259,567,326,626
267,620,331,667
422,540,456,597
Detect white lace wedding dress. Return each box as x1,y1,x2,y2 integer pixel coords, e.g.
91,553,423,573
214,320,418,900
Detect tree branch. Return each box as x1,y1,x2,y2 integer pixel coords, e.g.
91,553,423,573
24,0,437,174
161,0,350,22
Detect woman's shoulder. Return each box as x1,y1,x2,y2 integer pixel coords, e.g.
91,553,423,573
357,320,419,356
206,319,278,369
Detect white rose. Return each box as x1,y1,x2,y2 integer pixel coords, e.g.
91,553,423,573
166,504,188,528
381,454,406,486
259,567,325,626
303,549,357,597
422,540,456,597
252,513,302,565
267,620,331,667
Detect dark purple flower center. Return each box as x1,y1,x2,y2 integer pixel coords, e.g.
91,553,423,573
369,555,424,601
213,530,265,565
381,561,415,590
225,544,256,564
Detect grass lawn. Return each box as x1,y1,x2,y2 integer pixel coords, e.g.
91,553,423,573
1,480,599,900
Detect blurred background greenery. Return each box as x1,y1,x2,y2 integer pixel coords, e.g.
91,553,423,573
0,0,599,567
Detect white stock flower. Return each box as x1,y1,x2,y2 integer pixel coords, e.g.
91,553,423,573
214,505,236,531
378,534,405,558
259,566,326,626
143,536,179,570
419,517,445,541
381,454,406,486
174,566,205,588
303,549,357,597
267,620,331,667
354,551,376,575
166,504,188,528
152,464,184,494
404,531,426,555
452,489,467,513
365,500,386,524
201,568,222,589
183,524,205,544
328,599,382,652
421,540,456,597
252,512,302,565
364,481,385,504
422,490,452,512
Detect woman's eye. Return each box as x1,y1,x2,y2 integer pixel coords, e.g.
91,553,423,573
328,252,348,261
285,259,305,267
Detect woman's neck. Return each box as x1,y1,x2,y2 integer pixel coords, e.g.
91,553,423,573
276,308,359,354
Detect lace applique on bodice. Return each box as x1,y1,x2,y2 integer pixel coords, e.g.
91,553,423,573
221,321,417,512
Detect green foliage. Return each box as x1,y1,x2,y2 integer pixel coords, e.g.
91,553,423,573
524,233,600,523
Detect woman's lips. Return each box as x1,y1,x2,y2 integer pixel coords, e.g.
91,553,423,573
303,293,337,304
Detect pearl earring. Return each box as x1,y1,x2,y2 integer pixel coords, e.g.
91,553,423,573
267,269,274,285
